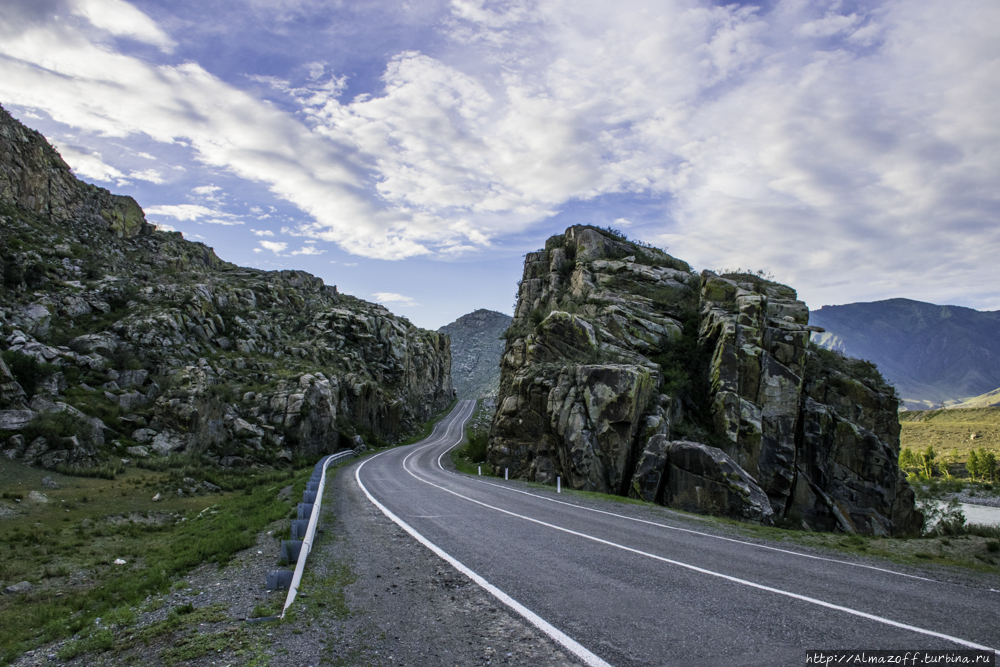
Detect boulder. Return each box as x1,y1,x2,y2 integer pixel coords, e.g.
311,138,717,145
0,410,34,430
663,440,774,524
68,332,119,356
0,356,27,408
150,431,187,455
3,581,32,595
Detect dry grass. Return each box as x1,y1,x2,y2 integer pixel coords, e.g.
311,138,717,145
900,407,1000,470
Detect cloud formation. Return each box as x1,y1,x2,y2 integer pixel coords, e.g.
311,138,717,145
373,292,417,306
2,0,999,310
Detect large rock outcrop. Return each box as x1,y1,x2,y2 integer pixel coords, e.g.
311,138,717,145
0,105,452,471
487,225,919,534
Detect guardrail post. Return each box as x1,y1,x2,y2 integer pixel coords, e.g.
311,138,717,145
297,503,314,520
281,540,303,563
266,570,294,590
290,519,310,540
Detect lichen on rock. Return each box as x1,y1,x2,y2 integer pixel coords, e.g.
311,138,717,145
0,104,453,474
488,225,919,534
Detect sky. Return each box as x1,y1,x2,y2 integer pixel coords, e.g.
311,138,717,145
1,0,998,330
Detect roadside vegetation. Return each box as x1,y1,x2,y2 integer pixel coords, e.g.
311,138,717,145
0,456,313,665
450,399,492,476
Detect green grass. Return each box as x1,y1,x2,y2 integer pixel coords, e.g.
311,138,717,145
0,457,313,665
900,407,1000,473
450,399,492,475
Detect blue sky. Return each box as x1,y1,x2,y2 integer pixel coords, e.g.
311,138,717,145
1,0,998,330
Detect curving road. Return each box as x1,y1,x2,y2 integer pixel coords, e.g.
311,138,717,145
352,400,1000,667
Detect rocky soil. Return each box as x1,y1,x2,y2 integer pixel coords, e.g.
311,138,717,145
439,309,512,399
8,464,583,667
0,104,452,474
488,225,920,535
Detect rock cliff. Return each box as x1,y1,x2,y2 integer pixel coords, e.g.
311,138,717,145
487,225,919,535
438,309,512,399
0,105,452,471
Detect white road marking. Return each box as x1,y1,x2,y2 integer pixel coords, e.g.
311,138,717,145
432,420,942,584
356,445,613,667
398,433,999,654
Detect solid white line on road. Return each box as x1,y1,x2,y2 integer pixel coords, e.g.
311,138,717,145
430,428,942,585
477,477,939,583
355,449,613,667
402,452,998,654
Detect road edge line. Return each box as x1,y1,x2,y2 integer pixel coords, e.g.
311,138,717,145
356,449,612,667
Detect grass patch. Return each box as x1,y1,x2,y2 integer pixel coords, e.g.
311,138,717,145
0,456,313,666
899,407,1000,479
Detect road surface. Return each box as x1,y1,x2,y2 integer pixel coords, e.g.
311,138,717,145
350,400,1000,667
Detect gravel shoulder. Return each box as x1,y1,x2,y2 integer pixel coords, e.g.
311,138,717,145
9,459,582,667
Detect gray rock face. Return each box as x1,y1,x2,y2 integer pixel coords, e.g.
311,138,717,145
662,440,774,524
439,309,512,399
489,225,917,534
0,356,27,408
0,104,453,471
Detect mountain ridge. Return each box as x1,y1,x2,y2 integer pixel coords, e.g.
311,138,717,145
0,104,453,470
438,308,511,399
810,298,1000,409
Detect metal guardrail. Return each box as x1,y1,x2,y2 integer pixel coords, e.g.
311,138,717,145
263,448,357,618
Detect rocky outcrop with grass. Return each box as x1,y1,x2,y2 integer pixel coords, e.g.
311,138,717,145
487,225,919,535
438,309,512,399
0,105,453,473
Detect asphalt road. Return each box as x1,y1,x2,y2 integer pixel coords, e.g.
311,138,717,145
352,400,1000,667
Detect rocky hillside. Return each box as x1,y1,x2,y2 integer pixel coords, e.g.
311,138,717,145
0,105,453,471
487,225,920,535
438,309,511,399
811,299,1000,410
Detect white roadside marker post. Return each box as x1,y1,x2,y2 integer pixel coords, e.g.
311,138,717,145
505,468,508,480
478,465,481,475
557,477,561,493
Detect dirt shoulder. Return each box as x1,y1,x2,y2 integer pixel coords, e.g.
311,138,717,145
8,459,582,666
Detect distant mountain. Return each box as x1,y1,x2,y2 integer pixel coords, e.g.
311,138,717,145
810,299,1000,410
439,309,512,399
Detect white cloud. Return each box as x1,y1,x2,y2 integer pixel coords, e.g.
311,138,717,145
4,0,1000,311
192,185,222,196
373,292,417,306
259,240,288,254
251,228,275,236
130,168,165,184
145,204,218,221
52,143,127,184
70,0,176,51
291,245,324,255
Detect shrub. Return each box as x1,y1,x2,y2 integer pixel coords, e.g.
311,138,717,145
1,350,55,396
21,411,90,443
466,431,488,463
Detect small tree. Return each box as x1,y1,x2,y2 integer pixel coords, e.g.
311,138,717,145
921,445,937,478
941,448,960,480
899,447,920,473
967,449,981,480
983,450,998,483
